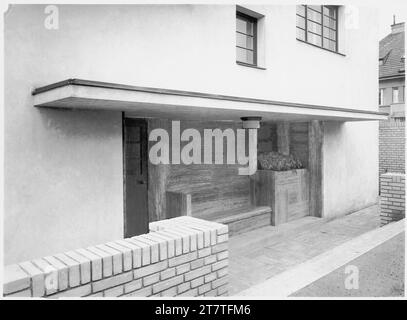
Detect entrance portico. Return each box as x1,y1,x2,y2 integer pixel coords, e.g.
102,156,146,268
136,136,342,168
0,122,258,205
32,78,387,236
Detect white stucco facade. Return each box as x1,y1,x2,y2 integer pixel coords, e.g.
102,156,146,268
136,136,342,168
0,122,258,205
4,4,379,264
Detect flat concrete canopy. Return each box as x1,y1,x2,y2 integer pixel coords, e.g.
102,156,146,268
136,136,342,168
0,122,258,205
32,79,388,122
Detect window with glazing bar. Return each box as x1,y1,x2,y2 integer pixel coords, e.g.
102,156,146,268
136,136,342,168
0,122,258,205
236,12,257,65
296,5,338,52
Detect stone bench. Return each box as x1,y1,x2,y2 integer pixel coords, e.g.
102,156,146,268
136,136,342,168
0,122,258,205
166,186,272,236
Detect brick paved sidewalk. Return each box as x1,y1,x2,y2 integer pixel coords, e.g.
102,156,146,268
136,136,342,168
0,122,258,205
229,205,381,295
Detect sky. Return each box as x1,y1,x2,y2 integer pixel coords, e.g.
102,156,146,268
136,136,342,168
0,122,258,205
378,3,407,39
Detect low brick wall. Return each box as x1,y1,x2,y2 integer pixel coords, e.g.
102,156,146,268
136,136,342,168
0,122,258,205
380,172,405,226
3,217,229,298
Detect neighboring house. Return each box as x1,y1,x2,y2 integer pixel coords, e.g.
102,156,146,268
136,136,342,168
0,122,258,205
4,4,386,266
379,21,405,176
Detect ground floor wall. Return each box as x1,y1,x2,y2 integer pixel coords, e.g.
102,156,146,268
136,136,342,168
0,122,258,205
4,113,380,264
323,121,379,219
4,109,124,265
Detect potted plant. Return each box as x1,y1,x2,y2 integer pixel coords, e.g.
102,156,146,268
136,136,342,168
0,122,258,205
251,152,309,226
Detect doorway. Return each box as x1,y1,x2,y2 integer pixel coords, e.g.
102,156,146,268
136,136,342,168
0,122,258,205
123,117,149,238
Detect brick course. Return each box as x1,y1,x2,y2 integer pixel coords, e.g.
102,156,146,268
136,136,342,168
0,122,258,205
380,172,405,226
3,217,228,298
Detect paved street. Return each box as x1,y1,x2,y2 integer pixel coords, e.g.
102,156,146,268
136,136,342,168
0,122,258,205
290,232,405,297
229,205,381,295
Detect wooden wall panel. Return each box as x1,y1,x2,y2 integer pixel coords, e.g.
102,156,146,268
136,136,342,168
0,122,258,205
251,169,309,225
148,119,251,220
308,120,324,218
258,123,277,154
167,120,250,219
148,118,170,222
290,122,309,168
277,122,290,155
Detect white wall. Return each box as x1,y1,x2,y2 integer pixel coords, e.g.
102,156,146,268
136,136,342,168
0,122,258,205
6,4,378,109
4,4,379,263
323,121,379,219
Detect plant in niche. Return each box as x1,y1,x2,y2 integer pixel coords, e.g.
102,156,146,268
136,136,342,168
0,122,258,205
258,151,303,171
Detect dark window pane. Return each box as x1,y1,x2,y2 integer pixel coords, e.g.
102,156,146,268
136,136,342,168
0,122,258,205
323,6,337,19
236,32,253,50
308,20,322,35
246,49,254,64
323,38,336,51
324,27,336,40
236,16,254,35
296,15,305,29
330,18,336,29
296,5,305,16
236,17,247,34
307,32,322,46
236,47,253,64
308,5,322,12
296,27,306,41
330,40,336,51
323,17,336,29
307,8,322,23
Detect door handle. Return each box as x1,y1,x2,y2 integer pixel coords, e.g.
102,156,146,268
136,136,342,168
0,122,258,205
137,180,145,185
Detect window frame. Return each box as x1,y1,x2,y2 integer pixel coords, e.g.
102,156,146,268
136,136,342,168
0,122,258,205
236,11,258,66
296,5,339,54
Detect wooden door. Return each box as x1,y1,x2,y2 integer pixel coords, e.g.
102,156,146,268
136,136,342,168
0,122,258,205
123,117,149,238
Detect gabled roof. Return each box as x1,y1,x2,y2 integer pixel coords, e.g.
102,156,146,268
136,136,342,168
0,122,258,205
379,27,405,79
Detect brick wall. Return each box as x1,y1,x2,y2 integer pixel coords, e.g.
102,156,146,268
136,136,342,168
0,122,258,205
379,118,405,175
380,172,405,226
3,217,229,298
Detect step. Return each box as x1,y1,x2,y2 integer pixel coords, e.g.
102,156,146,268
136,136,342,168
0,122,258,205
200,206,272,236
